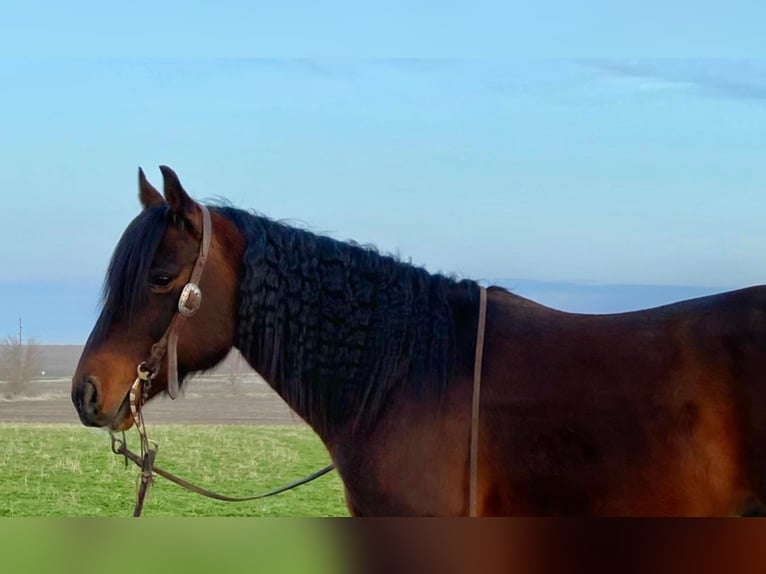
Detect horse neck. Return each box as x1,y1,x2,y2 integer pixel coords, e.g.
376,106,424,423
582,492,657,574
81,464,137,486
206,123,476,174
224,209,476,439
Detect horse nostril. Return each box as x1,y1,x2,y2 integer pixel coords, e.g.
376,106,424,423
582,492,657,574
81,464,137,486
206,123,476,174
73,375,101,418
83,376,101,414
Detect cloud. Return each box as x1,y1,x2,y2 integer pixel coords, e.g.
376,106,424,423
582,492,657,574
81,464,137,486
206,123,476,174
582,59,766,102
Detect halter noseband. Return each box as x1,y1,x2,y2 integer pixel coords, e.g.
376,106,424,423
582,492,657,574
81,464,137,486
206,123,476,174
132,204,212,406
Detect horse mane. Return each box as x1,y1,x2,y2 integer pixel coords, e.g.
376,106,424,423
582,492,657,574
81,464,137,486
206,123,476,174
88,204,172,347
216,206,480,435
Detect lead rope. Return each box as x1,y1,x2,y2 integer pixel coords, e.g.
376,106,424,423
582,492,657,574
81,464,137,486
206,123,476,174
469,286,487,517
122,368,157,517
111,367,335,516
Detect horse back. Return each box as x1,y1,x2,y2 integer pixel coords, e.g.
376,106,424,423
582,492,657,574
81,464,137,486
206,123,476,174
476,285,766,515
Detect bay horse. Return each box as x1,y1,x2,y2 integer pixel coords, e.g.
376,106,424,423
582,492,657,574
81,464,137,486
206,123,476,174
73,166,766,516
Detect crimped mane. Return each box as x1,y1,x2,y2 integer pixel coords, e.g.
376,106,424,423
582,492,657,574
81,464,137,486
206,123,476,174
87,204,170,348
217,206,480,435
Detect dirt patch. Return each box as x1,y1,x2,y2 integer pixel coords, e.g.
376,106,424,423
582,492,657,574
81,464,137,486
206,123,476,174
0,395,304,425
0,372,306,426
2,347,305,425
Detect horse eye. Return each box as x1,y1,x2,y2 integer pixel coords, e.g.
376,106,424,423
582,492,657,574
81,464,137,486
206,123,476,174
150,275,173,288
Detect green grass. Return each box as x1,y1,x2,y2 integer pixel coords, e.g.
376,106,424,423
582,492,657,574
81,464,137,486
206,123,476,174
1,519,349,574
0,423,348,517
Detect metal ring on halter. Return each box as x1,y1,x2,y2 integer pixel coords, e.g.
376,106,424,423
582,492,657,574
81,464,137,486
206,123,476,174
178,282,202,317
136,362,153,381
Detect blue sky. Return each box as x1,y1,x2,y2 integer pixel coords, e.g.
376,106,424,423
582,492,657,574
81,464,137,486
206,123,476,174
1,57,766,341
1,2,764,57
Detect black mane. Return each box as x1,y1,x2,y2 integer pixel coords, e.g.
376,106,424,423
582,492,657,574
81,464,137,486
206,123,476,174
218,206,480,435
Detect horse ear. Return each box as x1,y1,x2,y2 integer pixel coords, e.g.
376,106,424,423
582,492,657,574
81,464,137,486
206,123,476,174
138,167,164,210
159,165,196,217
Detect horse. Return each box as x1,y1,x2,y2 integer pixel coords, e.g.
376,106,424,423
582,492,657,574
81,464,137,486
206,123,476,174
72,166,766,516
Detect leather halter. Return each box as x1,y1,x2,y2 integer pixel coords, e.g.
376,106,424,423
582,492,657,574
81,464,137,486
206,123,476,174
135,204,212,401
469,286,487,517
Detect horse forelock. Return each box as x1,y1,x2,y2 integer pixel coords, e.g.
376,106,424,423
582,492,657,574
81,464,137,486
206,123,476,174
87,204,170,348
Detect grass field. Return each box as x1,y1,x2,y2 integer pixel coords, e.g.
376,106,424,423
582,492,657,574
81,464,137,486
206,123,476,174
0,423,348,517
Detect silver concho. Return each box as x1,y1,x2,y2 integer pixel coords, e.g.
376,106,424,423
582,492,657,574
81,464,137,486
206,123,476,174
178,283,202,317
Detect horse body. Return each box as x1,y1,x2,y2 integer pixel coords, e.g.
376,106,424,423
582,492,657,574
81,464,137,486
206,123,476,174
474,287,760,515
71,167,766,515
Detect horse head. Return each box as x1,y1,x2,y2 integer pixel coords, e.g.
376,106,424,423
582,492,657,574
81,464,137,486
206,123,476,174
71,167,242,430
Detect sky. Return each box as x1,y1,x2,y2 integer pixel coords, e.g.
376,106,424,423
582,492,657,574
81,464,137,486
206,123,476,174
0,10,765,342
1,2,764,57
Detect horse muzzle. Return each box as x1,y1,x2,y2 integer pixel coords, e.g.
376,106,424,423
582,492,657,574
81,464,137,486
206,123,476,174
71,375,132,429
